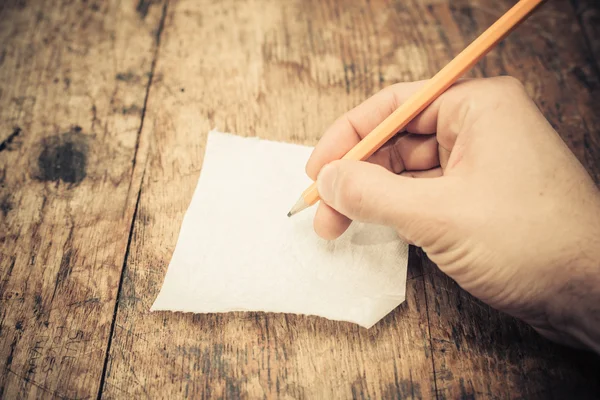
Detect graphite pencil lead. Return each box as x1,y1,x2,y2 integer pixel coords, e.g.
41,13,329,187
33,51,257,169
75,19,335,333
287,196,309,217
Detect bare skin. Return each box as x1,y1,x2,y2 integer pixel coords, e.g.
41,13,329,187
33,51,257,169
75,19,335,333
306,77,600,352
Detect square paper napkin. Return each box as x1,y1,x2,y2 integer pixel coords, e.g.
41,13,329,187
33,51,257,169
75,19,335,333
151,130,409,328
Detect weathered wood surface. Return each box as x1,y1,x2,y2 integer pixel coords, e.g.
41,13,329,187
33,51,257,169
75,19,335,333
0,0,166,398
1,0,599,399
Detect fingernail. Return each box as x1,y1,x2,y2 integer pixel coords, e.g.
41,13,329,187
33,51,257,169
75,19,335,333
317,163,337,203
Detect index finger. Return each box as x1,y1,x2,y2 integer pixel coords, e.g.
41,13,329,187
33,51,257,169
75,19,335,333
305,80,428,180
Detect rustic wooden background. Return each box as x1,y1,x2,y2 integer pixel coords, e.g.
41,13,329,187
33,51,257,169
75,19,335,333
1,0,600,398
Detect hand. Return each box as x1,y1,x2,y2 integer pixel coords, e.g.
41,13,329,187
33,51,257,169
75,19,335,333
306,77,600,351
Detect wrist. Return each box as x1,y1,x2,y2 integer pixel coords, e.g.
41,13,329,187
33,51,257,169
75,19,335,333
545,222,600,353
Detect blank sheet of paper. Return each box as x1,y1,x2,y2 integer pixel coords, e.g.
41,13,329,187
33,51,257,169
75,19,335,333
151,130,409,328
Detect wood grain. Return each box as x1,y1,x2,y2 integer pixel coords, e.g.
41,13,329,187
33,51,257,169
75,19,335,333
0,1,165,398
1,0,599,399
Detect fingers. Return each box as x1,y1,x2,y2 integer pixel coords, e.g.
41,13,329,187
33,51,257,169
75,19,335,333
400,167,443,178
309,77,533,182
307,76,536,242
312,165,444,241
306,81,428,180
313,202,352,240
439,145,451,171
316,159,444,229
307,78,471,183
368,134,439,173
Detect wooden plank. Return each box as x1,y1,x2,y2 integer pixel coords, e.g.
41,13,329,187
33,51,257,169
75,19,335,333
0,1,166,398
101,0,438,398
417,0,600,398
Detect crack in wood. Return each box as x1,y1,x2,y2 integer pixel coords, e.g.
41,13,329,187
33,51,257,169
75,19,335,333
96,2,169,399
125,0,169,209
0,127,21,153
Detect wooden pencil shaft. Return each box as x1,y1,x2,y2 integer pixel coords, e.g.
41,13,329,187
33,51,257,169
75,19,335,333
300,0,544,207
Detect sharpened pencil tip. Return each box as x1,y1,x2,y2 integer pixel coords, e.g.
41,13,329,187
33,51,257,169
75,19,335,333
287,196,309,217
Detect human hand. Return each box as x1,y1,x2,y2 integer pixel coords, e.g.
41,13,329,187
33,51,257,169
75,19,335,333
306,77,600,351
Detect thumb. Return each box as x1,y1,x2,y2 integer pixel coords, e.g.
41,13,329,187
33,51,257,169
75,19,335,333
316,159,446,236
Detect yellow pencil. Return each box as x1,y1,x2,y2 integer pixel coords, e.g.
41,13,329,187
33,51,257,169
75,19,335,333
288,0,545,217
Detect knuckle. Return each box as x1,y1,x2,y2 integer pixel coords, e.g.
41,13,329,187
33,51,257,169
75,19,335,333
495,75,524,88
463,76,527,118
440,76,531,143
488,75,527,98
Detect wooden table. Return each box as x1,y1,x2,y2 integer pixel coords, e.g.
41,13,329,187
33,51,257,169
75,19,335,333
2,0,600,398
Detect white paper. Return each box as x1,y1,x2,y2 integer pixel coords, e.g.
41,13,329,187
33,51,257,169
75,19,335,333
151,130,409,328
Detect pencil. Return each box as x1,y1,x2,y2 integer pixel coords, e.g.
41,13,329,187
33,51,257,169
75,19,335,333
287,0,545,218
